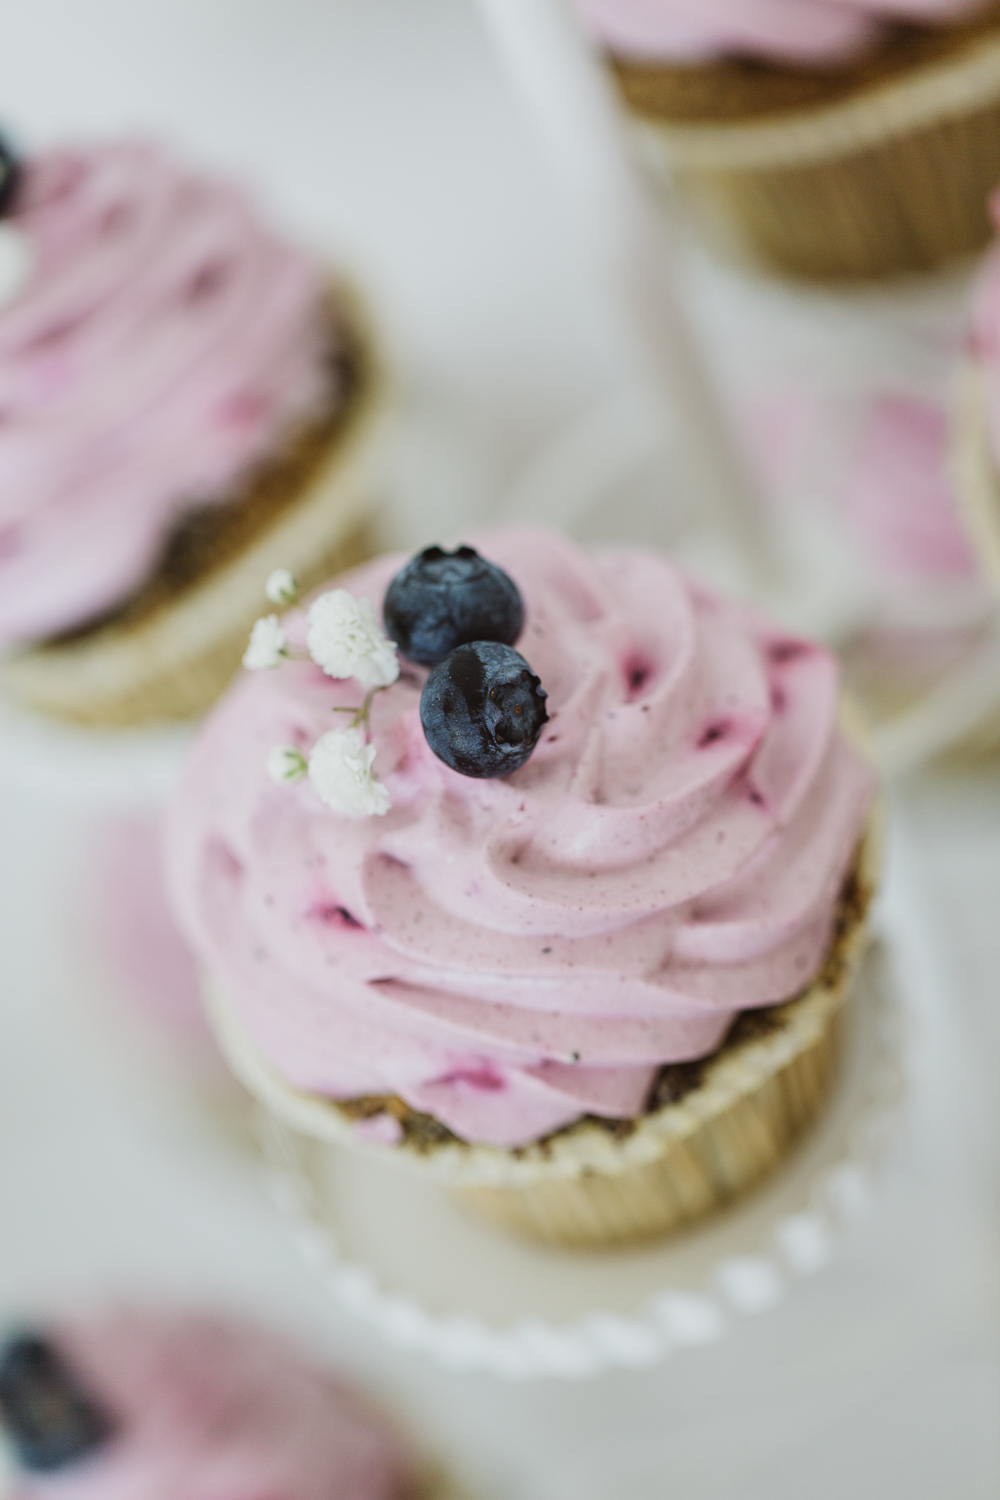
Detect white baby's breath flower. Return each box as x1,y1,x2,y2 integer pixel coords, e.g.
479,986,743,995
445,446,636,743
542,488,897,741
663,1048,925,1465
306,591,399,688
266,744,308,784
243,614,287,671
265,567,299,606
308,727,391,818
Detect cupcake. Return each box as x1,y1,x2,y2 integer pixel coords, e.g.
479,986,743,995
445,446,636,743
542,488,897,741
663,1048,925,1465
0,138,385,729
572,0,1000,280
0,1313,419,1499
746,385,1000,758
830,391,1000,754
165,529,878,1249
955,190,1000,581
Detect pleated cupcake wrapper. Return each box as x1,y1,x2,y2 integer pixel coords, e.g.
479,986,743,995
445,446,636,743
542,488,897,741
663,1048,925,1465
631,29,1000,280
0,282,391,729
204,820,877,1249
452,1004,843,1248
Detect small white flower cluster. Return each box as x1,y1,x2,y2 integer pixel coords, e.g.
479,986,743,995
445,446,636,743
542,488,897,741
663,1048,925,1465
242,614,286,671
306,590,400,688
266,731,389,817
265,744,307,784
244,569,399,819
265,567,300,606
307,727,392,817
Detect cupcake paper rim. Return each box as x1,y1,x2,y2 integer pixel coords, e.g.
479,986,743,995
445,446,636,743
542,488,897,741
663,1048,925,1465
203,820,879,1190
630,26,1000,170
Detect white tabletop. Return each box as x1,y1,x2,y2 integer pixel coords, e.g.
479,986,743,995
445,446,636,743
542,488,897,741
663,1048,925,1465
0,3,998,1496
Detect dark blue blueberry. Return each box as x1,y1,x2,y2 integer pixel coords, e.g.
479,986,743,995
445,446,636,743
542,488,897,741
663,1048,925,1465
420,640,548,778
0,134,20,217
0,1334,114,1473
383,545,524,667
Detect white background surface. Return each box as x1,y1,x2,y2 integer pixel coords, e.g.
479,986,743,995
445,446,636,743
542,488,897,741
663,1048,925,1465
0,2,998,1496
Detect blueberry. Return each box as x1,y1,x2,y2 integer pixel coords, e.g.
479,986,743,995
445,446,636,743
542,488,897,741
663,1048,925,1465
0,1335,114,1473
383,545,524,667
420,641,548,778
0,134,20,217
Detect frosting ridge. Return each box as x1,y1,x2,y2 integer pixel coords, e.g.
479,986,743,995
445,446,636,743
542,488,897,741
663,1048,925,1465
572,0,991,65
0,141,335,646
166,531,875,1148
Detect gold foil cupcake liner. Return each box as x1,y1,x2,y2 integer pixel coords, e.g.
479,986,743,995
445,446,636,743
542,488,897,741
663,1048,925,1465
0,284,390,729
205,823,877,1250
630,28,1000,280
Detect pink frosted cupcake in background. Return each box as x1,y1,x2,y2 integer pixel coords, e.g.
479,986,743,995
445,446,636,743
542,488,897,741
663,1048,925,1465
0,137,385,729
165,528,878,1248
834,394,1000,739
955,189,1000,585
572,0,1000,279
0,1313,422,1499
744,383,998,750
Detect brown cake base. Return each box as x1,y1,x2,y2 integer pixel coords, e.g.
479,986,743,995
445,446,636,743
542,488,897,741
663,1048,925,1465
613,10,1000,280
0,287,387,728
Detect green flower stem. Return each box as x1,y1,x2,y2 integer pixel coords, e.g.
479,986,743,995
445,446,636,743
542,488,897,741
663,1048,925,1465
331,685,385,734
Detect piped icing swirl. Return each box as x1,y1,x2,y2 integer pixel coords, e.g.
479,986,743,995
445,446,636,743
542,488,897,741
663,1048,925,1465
0,141,336,647
571,0,991,65
166,531,875,1148
12,1315,413,1500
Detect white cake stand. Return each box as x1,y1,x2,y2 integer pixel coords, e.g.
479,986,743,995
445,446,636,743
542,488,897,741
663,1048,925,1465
259,941,904,1382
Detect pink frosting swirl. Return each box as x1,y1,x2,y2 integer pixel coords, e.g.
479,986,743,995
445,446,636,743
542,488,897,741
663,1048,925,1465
13,1314,414,1500
166,531,875,1148
571,0,991,65
0,141,335,647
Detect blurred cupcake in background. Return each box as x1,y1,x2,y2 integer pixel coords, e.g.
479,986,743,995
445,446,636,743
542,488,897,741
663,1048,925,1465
572,0,1000,280
0,137,387,729
955,189,1000,582
741,376,1000,761
0,1312,425,1499
834,394,998,732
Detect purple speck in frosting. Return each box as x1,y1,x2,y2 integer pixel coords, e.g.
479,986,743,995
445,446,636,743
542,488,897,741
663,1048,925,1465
697,718,731,748
623,652,657,701
768,639,809,665
438,1066,506,1093
309,901,363,930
